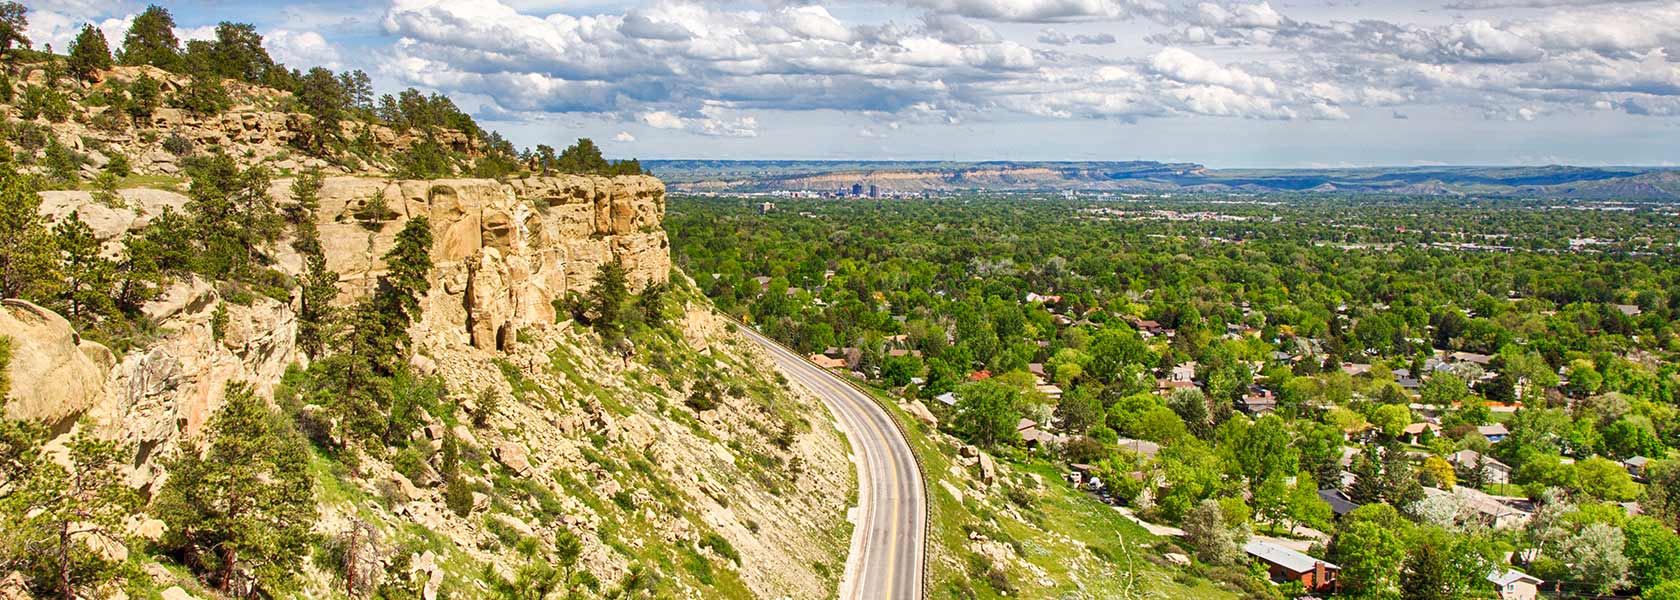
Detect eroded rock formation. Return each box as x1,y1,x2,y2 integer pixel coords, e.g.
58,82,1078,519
308,174,670,350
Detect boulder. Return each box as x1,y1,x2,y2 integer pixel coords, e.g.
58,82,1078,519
905,400,938,428
389,472,423,502
127,517,167,542
0,300,111,426
412,550,443,600
160,587,199,600
977,452,997,485
494,441,532,475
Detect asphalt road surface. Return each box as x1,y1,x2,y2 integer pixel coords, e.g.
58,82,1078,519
741,326,926,600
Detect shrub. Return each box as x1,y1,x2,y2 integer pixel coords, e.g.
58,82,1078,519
473,387,500,427
20,85,72,122
445,479,475,517
91,172,125,208
700,532,740,564
210,304,229,341
43,139,83,187
104,152,131,177
162,132,194,157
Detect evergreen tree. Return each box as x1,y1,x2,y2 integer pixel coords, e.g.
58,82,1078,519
126,74,162,124
0,167,59,300
174,72,231,116
52,214,115,324
0,2,26,57
67,24,112,82
118,5,181,71
205,22,274,82
289,170,337,359
294,68,347,152
1346,450,1385,505
154,382,316,595
113,233,164,314
184,153,280,280
0,425,138,598
587,259,629,339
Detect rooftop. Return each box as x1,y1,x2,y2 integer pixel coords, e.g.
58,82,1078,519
1244,539,1338,574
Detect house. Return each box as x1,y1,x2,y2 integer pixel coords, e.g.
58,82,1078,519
1403,422,1442,445
809,354,847,370
1240,387,1277,415
1027,363,1047,383
1318,489,1361,518
1614,304,1643,317
1625,456,1652,479
1477,423,1510,443
1451,450,1512,484
1016,418,1065,448
1394,368,1422,390
935,392,958,407
1449,351,1494,366
1341,363,1373,377
1244,540,1339,593
1427,486,1531,529
1025,292,1063,304
1487,568,1541,600
886,348,922,359
968,370,992,382
1036,384,1064,400
1168,362,1197,383
1133,319,1167,337
753,276,772,291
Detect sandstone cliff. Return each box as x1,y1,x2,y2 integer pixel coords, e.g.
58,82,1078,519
5,175,852,599
306,175,670,351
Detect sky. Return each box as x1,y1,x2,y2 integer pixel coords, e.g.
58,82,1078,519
18,0,1680,167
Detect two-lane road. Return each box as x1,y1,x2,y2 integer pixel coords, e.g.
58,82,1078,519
742,326,926,600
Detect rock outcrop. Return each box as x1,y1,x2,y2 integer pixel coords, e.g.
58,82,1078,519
307,175,669,351
0,300,113,429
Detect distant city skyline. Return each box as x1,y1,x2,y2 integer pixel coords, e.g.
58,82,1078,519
20,0,1680,167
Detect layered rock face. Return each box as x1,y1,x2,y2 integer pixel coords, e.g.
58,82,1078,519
309,175,670,351
0,300,114,429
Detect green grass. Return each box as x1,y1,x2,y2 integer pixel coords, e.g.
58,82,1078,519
853,382,1238,600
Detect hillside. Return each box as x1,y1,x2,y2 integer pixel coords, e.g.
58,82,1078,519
0,47,854,598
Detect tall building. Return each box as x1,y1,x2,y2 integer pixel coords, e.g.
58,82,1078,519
869,184,879,198
851,183,864,196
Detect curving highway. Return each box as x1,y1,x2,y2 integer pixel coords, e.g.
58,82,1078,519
741,326,926,600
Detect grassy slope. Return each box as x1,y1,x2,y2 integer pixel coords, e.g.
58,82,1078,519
857,385,1236,600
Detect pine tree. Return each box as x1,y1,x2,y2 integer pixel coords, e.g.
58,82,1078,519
153,382,317,595
1346,450,1385,505
184,153,279,280
126,74,162,124
52,213,115,324
366,216,433,371
0,167,59,301
67,24,112,82
118,5,181,71
113,234,163,314
0,2,27,57
588,259,629,339
288,169,337,359
0,424,138,598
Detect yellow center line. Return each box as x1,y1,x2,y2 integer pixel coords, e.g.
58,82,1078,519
813,367,903,597
748,329,916,599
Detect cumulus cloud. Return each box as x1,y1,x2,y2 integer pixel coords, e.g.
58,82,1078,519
1037,28,1117,45
267,30,343,70
614,131,637,142
901,0,1168,23
360,0,1680,135
638,105,760,137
